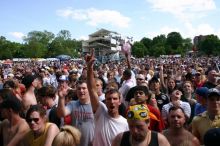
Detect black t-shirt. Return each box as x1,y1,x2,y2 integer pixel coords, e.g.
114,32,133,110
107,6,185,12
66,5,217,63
49,105,61,127
155,93,170,111
202,81,217,89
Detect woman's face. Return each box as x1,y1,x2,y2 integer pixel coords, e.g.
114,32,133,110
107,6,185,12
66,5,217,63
168,79,176,89
27,111,45,133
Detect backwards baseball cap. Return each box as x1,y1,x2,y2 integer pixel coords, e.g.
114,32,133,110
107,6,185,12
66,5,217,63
126,104,159,121
59,75,69,81
207,88,220,98
195,87,209,98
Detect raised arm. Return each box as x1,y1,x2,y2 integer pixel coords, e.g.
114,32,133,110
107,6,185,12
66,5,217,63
85,49,100,113
57,86,69,117
125,52,131,69
159,64,167,89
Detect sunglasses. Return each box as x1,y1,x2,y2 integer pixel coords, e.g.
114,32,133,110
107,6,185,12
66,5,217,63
136,78,144,80
26,118,40,123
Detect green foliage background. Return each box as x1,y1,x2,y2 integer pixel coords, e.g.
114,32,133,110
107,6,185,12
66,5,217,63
0,30,220,59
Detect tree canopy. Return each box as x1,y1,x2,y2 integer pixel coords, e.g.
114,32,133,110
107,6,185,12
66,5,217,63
0,30,219,59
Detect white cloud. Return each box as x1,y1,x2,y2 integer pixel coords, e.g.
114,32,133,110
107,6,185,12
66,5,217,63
77,35,88,40
146,26,180,38
56,7,131,28
146,23,219,40
146,0,216,22
8,32,25,39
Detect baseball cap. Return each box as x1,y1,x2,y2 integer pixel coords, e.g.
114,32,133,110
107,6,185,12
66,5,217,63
204,128,220,146
195,87,209,98
207,88,220,98
59,75,69,81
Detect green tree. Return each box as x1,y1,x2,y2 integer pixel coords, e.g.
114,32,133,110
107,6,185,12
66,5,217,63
132,42,148,57
24,30,55,44
166,32,183,54
23,41,47,58
151,35,167,56
140,37,152,49
182,38,193,56
0,36,13,59
57,30,71,40
198,35,220,56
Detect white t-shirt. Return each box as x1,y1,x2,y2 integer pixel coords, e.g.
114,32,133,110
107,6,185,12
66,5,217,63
162,100,191,119
93,102,129,146
99,93,105,101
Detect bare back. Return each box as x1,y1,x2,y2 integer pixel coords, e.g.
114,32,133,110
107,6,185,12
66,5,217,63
1,119,30,146
22,91,37,112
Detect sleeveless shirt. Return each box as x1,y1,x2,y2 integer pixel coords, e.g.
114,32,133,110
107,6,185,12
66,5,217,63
120,131,159,146
25,123,51,146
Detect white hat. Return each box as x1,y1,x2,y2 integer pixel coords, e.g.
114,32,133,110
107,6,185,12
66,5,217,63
59,75,68,81
8,73,14,78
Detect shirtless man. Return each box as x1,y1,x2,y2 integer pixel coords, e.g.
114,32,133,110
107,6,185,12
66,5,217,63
112,104,170,146
163,106,200,146
22,74,41,114
0,96,30,146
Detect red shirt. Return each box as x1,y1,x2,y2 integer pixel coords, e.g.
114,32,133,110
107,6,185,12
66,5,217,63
147,104,165,132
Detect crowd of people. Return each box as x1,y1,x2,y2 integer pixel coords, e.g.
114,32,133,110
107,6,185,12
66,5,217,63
0,52,220,146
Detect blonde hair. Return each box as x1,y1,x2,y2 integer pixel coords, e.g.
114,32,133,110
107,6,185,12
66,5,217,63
52,125,81,146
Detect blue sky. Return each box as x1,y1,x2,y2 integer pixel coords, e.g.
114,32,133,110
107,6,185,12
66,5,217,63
1,0,220,43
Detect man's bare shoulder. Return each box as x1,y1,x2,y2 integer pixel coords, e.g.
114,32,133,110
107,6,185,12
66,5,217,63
158,132,171,146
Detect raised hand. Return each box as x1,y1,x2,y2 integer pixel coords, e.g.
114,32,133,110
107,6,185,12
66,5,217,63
85,48,95,68
58,85,69,99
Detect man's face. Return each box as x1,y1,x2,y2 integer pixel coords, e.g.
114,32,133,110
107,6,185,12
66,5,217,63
149,82,160,92
76,83,89,101
136,78,145,86
59,80,68,89
105,92,121,117
207,95,220,114
128,120,149,142
134,90,147,104
168,109,186,129
40,97,53,109
183,82,193,94
171,90,182,101
33,78,42,89
96,80,103,95
208,70,217,82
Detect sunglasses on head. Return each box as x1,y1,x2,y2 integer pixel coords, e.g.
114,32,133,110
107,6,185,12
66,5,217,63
26,118,40,123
